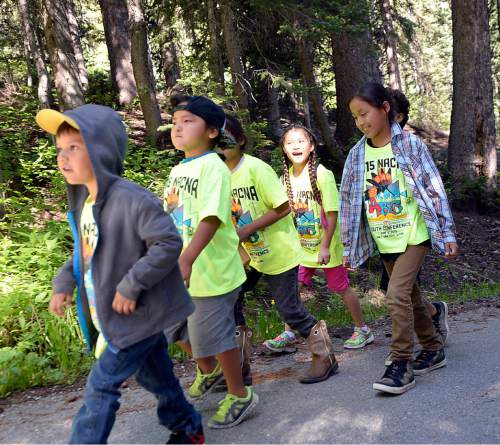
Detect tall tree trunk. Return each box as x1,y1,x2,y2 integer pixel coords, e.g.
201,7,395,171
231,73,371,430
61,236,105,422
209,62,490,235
296,32,340,163
18,0,51,108
99,0,137,105
378,0,402,90
449,0,497,189
42,0,84,110
332,32,382,147
127,0,162,145
267,80,282,139
220,0,249,111
207,0,225,96
66,0,88,92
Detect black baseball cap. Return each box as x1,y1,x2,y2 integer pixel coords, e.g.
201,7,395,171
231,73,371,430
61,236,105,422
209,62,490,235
173,95,225,130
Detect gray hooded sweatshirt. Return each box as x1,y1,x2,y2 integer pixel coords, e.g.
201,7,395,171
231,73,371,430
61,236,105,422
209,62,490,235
52,104,193,351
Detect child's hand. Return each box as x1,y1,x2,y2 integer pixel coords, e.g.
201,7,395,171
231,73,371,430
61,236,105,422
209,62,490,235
342,255,354,271
444,242,459,261
49,292,73,316
178,253,193,288
318,245,331,265
112,291,137,315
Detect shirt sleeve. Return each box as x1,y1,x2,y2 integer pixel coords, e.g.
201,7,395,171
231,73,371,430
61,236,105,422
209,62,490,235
317,165,339,212
255,162,289,209
198,160,232,223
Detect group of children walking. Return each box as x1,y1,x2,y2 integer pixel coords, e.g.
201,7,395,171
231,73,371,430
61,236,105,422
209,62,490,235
35,80,457,443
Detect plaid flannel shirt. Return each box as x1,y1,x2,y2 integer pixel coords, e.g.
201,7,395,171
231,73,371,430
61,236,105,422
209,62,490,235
339,122,457,268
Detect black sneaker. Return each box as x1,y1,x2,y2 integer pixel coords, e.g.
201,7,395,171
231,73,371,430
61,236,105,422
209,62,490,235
167,426,205,444
413,348,446,376
373,359,415,395
431,301,449,345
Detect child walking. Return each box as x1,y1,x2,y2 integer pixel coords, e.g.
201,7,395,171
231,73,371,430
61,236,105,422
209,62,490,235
340,82,458,395
379,89,450,355
164,96,258,429
267,124,374,351
36,105,203,444
221,115,338,385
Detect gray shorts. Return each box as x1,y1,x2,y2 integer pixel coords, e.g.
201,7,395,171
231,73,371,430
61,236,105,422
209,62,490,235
165,287,240,359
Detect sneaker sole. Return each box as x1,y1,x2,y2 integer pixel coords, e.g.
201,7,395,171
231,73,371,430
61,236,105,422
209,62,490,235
188,373,225,402
208,392,259,429
344,333,375,349
373,379,416,395
413,358,447,376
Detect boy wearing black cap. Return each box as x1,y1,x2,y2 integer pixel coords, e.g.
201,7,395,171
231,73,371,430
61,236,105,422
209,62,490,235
164,95,259,429
35,104,203,444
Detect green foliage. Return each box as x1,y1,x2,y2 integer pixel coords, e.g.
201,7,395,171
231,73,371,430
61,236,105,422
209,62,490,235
84,69,116,107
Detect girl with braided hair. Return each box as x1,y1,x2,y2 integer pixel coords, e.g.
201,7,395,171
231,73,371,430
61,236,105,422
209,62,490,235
266,124,374,351
221,115,338,385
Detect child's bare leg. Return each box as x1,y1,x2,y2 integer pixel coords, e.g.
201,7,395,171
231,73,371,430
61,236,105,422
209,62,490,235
338,287,366,328
216,348,247,397
177,340,218,374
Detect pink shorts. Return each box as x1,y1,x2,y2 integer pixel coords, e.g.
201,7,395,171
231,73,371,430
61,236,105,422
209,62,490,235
298,265,350,293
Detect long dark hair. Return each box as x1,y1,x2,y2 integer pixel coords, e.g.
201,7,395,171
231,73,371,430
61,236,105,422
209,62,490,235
223,114,247,149
279,124,323,214
349,82,396,123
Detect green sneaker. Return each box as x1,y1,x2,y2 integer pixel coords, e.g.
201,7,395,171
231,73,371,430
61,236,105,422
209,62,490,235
188,362,224,400
208,386,259,429
344,327,375,349
263,331,297,354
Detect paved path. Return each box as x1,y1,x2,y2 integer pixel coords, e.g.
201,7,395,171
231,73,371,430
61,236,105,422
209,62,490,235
1,305,499,443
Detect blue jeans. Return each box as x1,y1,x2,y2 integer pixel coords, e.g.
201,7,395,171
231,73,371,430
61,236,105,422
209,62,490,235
69,332,201,444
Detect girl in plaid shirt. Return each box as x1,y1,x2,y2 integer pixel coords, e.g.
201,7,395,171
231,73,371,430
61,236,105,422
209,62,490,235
340,82,458,395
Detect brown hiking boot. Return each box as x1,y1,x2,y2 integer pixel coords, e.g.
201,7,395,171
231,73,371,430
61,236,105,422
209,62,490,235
299,320,338,384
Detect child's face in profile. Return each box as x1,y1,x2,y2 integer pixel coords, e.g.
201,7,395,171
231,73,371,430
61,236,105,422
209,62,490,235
350,97,390,141
56,130,96,186
171,109,218,154
282,129,314,166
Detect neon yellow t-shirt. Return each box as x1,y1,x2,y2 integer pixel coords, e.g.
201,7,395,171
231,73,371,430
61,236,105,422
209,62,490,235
230,154,301,275
164,152,246,297
363,141,429,253
80,197,100,331
287,164,343,268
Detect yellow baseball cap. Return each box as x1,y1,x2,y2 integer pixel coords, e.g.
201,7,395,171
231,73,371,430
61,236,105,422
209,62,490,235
35,109,80,135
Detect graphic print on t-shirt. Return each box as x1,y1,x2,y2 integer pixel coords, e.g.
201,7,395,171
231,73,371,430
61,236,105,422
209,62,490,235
230,191,270,260
292,193,321,253
165,185,193,239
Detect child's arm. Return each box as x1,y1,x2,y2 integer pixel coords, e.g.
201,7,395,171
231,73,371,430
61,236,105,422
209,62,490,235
319,211,337,265
179,216,221,287
339,149,356,268
50,256,76,316
237,202,290,242
114,194,184,313
416,138,459,260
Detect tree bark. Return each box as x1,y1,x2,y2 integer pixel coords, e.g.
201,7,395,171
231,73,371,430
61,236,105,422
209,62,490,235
99,0,137,105
18,0,52,108
220,0,249,111
42,0,84,110
296,32,340,162
449,0,497,189
66,0,88,92
207,0,225,96
267,80,282,139
332,32,382,147
127,0,162,145
378,0,402,90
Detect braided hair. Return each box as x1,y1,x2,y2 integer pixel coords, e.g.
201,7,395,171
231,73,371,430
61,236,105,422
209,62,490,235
280,124,323,219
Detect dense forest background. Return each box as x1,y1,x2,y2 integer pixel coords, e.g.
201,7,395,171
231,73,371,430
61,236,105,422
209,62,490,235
0,0,498,397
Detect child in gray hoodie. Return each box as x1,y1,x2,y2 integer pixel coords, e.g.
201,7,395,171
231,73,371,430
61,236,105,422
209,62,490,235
36,104,203,444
